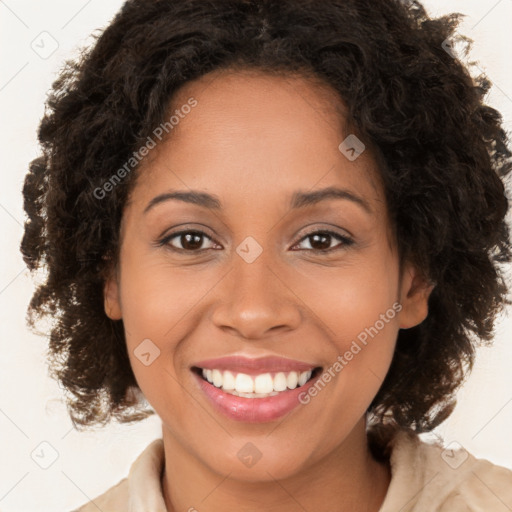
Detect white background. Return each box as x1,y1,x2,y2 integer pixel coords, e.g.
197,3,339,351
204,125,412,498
1,1,511,511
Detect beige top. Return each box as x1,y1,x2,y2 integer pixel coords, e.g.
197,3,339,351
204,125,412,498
73,428,512,512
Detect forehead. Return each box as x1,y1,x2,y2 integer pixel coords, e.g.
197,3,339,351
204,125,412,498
130,68,385,213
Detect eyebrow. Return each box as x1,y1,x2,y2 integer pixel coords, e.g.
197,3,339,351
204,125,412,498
143,186,372,215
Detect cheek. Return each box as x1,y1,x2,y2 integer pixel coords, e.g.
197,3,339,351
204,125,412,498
289,249,400,389
116,252,199,419
117,246,222,380
117,241,200,341
296,268,400,433
291,253,400,341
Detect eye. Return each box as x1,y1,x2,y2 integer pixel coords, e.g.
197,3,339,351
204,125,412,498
291,229,354,253
158,230,220,252
157,228,353,254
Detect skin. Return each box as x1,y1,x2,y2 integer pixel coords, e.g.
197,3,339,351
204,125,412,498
104,68,433,512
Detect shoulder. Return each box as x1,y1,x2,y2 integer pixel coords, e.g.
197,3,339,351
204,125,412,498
70,438,166,512
376,427,512,512
71,478,129,512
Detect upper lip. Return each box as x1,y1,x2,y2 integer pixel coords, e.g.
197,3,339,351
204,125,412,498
192,355,320,375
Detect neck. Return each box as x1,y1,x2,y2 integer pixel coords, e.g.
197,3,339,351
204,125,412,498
161,419,391,512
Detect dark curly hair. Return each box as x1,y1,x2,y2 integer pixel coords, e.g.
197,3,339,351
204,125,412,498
21,0,512,434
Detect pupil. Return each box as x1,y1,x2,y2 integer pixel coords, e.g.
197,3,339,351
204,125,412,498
183,233,202,250
311,233,330,250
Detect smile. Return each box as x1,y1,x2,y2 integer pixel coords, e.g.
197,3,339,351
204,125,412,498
191,364,323,422
199,368,316,397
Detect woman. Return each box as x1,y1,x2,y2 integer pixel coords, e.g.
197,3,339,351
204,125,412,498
21,0,512,510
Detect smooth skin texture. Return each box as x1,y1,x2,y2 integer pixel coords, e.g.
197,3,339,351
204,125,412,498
104,69,434,512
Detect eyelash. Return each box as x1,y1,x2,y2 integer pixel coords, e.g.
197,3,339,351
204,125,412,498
156,228,354,254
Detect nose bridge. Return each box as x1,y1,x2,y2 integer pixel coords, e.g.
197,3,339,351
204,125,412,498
233,243,277,303
211,239,301,339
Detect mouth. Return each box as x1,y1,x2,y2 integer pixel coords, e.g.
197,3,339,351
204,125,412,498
191,364,324,422
189,354,325,422
191,366,323,398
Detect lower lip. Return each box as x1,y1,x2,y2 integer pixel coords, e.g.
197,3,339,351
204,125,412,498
192,370,321,423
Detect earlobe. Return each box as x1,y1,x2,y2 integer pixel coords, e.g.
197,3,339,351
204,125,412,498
104,275,122,320
399,264,435,329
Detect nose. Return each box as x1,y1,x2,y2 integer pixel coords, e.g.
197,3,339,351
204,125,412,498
210,249,302,340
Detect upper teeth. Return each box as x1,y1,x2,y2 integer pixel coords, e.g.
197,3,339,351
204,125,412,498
202,369,313,394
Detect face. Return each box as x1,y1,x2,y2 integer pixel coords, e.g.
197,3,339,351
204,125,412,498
104,69,432,481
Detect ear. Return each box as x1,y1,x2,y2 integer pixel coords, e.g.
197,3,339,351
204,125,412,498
104,270,122,320
398,262,435,329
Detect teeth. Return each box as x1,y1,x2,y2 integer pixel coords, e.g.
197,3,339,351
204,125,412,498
235,373,254,393
229,389,280,398
273,372,288,392
201,368,314,395
254,373,273,394
298,371,310,386
222,370,236,390
212,369,223,388
287,371,298,389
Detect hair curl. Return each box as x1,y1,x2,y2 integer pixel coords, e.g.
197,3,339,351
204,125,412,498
21,0,512,434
